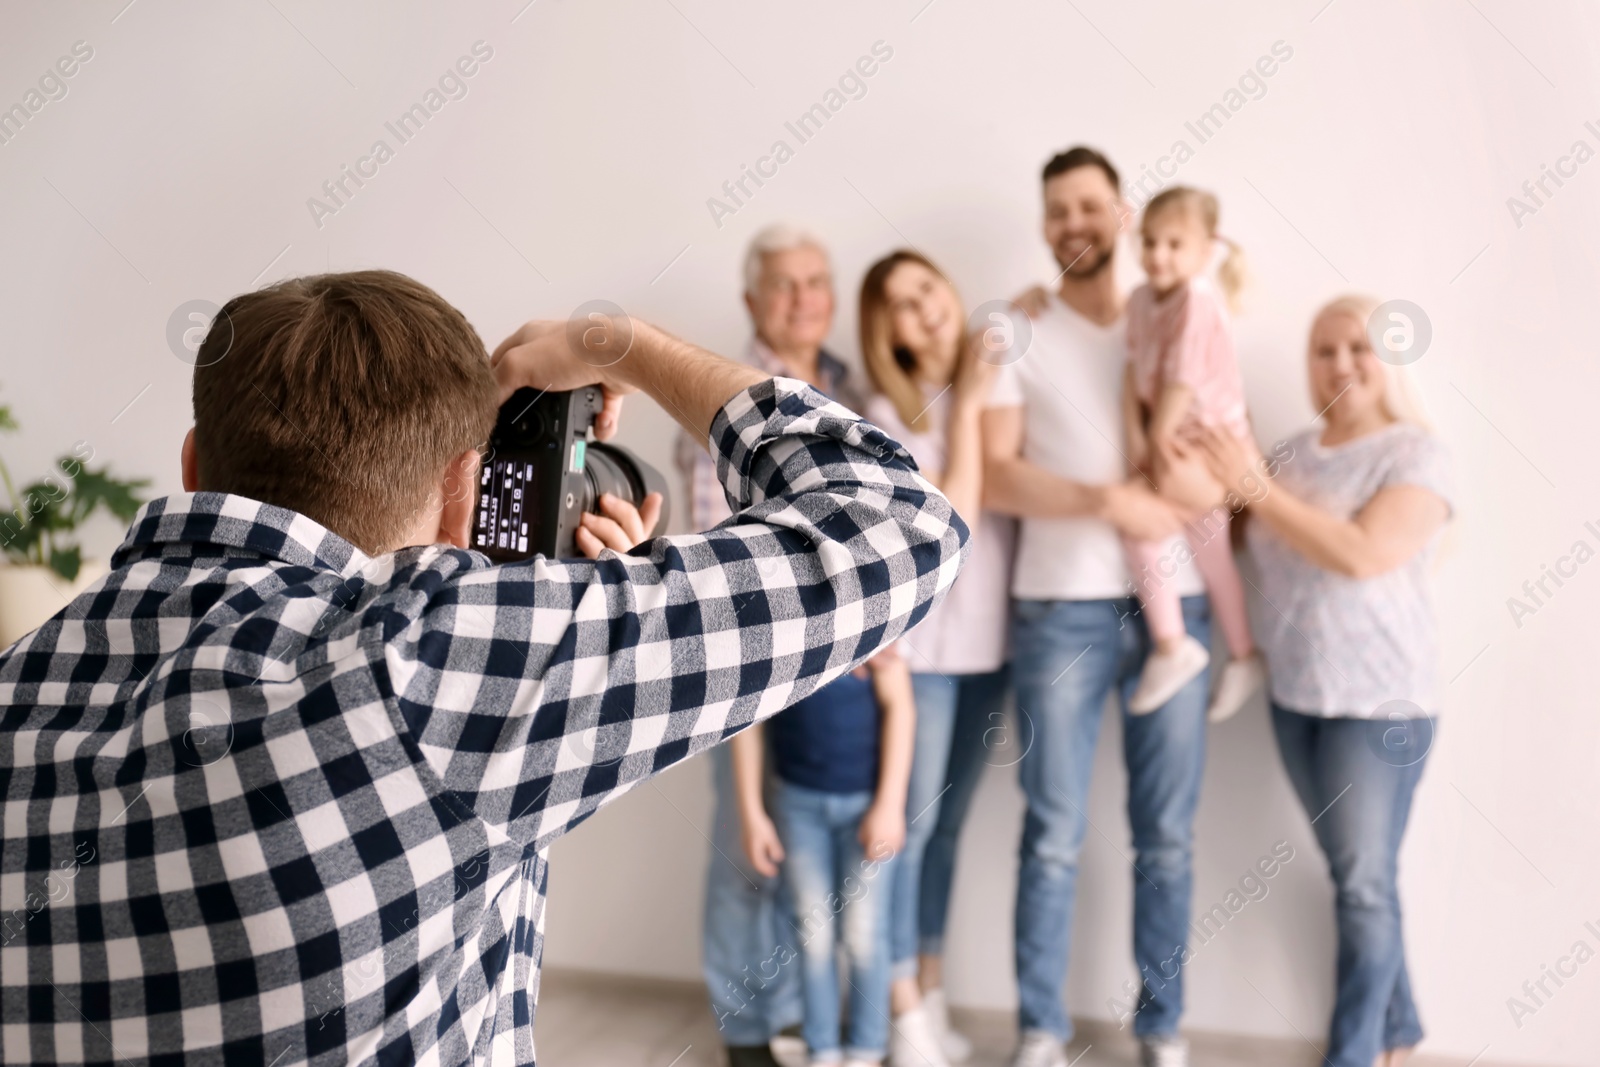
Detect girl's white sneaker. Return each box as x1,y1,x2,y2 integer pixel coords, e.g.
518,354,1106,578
1128,635,1210,714
1206,652,1265,722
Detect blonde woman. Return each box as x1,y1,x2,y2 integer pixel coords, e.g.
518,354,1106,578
858,250,1015,1065
1196,295,1451,1067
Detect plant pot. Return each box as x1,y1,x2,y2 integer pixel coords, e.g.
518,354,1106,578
0,560,109,649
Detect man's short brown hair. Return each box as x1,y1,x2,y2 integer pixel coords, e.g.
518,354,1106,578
1041,145,1120,191
192,270,498,554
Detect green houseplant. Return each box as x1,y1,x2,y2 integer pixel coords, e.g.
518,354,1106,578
0,398,149,645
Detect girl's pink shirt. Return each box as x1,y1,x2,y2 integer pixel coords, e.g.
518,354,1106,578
1126,274,1249,438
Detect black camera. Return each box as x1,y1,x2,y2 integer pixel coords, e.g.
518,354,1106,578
473,386,670,561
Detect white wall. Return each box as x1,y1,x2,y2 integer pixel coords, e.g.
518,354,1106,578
3,1,1599,1064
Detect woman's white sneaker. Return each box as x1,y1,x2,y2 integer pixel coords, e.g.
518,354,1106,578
920,988,972,1063
1007,1030,1066,1067
1128,635,1210,714
890,1005,950,1067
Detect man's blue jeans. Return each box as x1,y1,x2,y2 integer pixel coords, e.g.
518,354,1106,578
891,666,1011,974
771,779,897,1063
1011,596,1211,1041
703,744,802,1045
1271,704,1431,1067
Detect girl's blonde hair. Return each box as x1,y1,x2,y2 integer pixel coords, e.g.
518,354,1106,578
858,250,964,433
1311,294,1433,431
1143,185,1247,312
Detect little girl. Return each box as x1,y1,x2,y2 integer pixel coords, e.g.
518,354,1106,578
1122,185,1264,722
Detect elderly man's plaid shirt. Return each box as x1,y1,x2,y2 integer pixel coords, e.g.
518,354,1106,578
0,378,967,1067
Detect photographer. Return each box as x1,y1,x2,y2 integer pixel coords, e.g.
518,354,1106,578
0,271,968,1067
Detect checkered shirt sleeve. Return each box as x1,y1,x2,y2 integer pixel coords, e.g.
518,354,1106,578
0,376,967,1067
676,426,735,532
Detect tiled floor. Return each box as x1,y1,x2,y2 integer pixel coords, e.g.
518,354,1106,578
536,968,1530,1067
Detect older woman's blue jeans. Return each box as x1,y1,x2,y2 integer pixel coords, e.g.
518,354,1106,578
1271,704,1432,1067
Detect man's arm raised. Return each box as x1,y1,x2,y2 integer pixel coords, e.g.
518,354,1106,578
389,313,971,856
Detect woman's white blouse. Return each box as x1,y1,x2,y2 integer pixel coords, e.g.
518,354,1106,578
866,387,1016,675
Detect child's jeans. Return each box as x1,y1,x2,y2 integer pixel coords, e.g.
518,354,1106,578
772,779,898,1064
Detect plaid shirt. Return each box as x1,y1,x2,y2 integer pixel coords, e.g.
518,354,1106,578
675,340,859,533
0,378,967,1067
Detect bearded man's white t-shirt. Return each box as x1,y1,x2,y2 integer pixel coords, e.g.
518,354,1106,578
987,293,1205,601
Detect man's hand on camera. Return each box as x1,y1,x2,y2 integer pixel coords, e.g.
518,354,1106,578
494,313,766,444
575,492,665,559
491,315,637,441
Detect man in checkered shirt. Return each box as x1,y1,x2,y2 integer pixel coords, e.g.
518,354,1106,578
0,271,968,1067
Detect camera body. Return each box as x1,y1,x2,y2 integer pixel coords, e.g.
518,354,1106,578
474,386,669,562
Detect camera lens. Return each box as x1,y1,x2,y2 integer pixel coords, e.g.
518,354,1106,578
581,444,670,538
581,446,639,510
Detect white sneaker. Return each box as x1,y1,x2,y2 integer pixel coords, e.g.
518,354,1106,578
1007,1030,1067,1067
890,1005,950,1067
1138,1034,1189,1067
770,1034,808,1067
920,988,973,1063
1128,635,1210,714
1206,652,1265,722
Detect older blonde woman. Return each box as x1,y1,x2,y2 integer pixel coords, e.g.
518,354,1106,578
1197,295,1452,1067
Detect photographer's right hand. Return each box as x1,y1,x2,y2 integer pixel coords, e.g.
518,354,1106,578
491,317,635,441
498,313,776,445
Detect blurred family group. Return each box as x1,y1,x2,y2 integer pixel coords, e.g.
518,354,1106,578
678,146,1452,1067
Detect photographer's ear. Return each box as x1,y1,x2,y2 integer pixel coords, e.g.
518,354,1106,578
435,447,483,549
181,428,201,492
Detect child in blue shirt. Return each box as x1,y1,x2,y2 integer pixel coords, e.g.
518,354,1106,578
731,649,915,1067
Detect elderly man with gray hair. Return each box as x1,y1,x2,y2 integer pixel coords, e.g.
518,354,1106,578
677,224,864,1067
676,225,859,530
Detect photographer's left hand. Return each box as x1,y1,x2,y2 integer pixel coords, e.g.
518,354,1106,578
575,491,665,558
